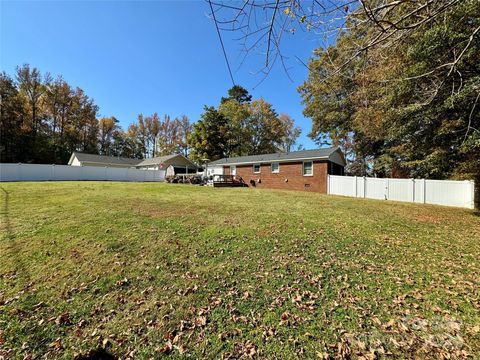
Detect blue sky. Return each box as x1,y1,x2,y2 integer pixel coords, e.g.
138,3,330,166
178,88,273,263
1,1,329,149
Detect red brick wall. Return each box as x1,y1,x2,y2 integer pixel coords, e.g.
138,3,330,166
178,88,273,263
224,161,329,193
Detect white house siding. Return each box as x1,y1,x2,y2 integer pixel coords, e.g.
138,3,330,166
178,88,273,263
70,156,82,166
206,166,224,177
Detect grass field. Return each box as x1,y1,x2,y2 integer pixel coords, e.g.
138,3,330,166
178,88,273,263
1,182,479,359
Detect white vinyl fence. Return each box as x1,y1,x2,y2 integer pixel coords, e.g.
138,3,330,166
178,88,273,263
0,163,165,182
328,175,475,209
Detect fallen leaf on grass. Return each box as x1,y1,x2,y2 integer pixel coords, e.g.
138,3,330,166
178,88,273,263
116,278,129,287
49,338,63,350
195,316,207,327
234,340,257,358
316,351,330,359
384,319,396,329
55,312,70,325
157,340,173,354
242,291,251,300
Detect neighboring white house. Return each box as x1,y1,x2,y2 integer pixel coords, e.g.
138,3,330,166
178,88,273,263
206,165,224,177
68,152,198,175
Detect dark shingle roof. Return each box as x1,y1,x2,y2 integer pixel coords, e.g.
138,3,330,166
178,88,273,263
72,152,142,166
209,147,342,166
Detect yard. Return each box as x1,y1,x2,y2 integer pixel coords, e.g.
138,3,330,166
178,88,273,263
1,182,479,359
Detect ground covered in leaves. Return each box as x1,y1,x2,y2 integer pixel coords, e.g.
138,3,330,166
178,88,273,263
1,182,479,359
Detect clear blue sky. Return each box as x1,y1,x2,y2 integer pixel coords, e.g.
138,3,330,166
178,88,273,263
1,1,328,149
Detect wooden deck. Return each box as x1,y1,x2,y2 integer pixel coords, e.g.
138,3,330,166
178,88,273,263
212,174,248,188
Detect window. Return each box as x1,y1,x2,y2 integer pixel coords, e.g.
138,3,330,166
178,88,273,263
253,164,261,173
271,162,279,173
230,165,236,176
303,161,313,176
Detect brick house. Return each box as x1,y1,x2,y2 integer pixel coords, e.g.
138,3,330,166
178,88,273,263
208,147,346,193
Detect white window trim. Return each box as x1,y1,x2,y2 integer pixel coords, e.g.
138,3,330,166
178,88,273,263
230,165,236,175
253,163,261,173
303,161,313,177
271,162,280,173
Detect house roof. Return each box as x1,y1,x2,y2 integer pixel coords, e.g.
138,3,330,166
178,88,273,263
70,152,142,166
209,147,346,166
136,154,180,167
136,154,198,168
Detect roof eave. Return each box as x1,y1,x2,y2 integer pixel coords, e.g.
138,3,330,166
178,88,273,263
77,160,139,167
210,156,332,166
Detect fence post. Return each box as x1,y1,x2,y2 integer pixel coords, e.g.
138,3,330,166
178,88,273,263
423,178,427,204
354,176,357,197
384,178,389,200
51,164,55,180
327,174,330,194
412,178,415,202
470,180,475,210
363,176,366,198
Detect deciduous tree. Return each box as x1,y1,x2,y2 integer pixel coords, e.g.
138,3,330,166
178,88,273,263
98,117,120,156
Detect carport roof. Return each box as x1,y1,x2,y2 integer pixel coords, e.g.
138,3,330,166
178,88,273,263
136,154,180,166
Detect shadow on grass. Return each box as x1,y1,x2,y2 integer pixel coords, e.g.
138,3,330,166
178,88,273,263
0,186,13,241
74,348,117,360
0,186,30,282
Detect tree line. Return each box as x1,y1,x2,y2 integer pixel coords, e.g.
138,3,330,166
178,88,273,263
299,0,479,182
1,66,300,164
96,114,192,160
1,65,99,164
0,65,193,163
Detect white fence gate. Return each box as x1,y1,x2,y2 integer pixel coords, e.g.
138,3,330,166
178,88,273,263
328,175,475,209
0,163,165,182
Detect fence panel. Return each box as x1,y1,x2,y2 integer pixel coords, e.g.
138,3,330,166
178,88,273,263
328,175,474,209
107,167,129,181
126,168,143,182
356,176,365,198
328,175,356,197
22,164,53,181
0,163,165,183
365,177,386,200
52,164,82,180
388,178,414,202
425,179,474,209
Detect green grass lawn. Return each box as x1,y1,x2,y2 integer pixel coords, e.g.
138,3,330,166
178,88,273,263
1,182,479,359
